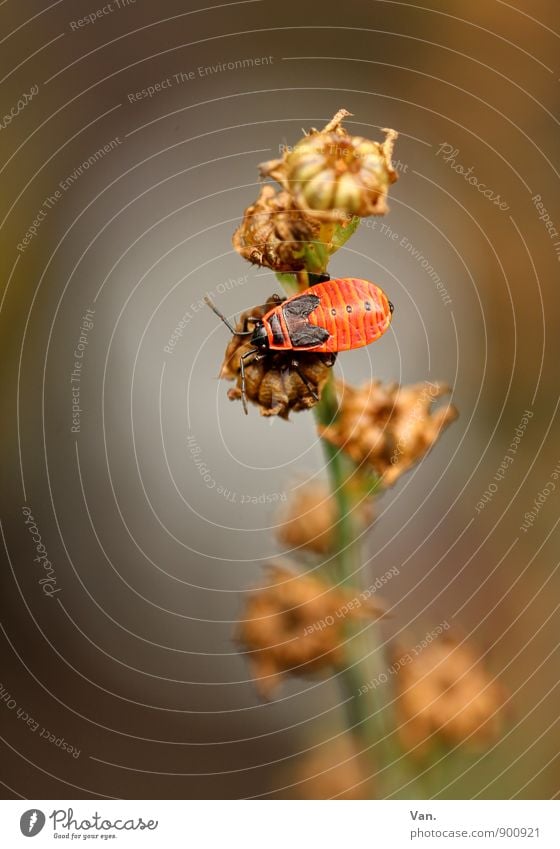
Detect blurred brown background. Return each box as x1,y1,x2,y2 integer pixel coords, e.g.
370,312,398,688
1,0,559,799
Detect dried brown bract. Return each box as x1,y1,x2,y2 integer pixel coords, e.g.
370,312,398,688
232,184,321,272
276,482,375,554
318,380,458,485
260,109,398,219
236,564,386,698
393,635,507,758
219,296,334,418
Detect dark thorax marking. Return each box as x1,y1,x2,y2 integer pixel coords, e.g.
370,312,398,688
268,311,284,345
282,293,330,347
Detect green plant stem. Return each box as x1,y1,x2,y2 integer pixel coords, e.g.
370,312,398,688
313,372,395,792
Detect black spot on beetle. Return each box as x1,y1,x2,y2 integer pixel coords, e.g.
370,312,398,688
365,301,372,311
331,308,337,316
346,305,352,313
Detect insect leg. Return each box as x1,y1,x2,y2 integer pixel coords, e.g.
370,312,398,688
291,358,319,401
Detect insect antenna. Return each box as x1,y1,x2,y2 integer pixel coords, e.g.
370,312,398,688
204,295,253,336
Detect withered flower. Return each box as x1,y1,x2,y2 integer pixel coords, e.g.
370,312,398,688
393,635,507,758
236,564,386,698
219,295,334,418
293,735,373,799
318,380,458,486
232,184,321,272
276,482,375,554
260,108,398,218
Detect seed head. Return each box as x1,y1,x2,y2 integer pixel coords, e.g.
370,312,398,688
260,109,398,219
276,482,375,554
318,380,458,486
392,635,507,758
236,564,386,698
232,184,322,272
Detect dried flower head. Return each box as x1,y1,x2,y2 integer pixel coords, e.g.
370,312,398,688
276,482,375,554
219,295,334,418
260,109,398,219
318,380,458,486
236,564,386,698
393,635,507,758
293,735,373,799
232,184,322,272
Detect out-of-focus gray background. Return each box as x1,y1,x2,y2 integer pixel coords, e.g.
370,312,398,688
1,0,559,798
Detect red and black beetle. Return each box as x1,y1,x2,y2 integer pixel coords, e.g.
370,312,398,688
206,274,393,413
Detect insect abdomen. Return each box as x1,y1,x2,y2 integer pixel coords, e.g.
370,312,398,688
308,278,392,352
